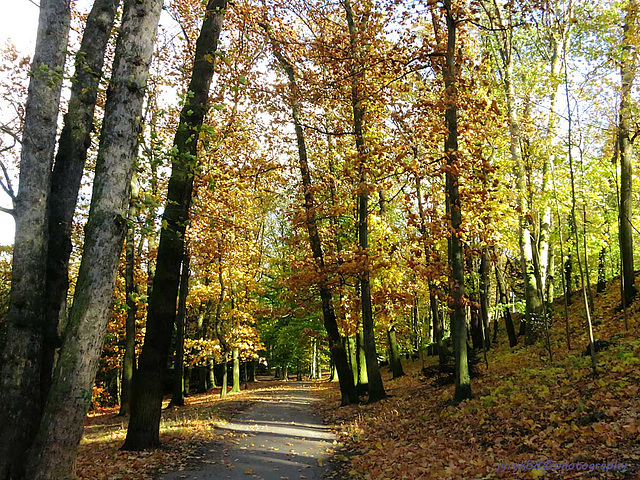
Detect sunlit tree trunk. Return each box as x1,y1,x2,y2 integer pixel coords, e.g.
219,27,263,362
479,248,491,350
387,325,404,379
230,347,240,393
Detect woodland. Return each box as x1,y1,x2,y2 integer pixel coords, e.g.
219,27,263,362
0,0,638,479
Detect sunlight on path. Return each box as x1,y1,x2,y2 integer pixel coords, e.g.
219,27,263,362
158,382,335,480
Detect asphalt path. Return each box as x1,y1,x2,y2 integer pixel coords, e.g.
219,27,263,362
159,381,335,480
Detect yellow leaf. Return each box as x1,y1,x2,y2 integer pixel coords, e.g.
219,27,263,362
204,53,213,63
530,467,545,478
317,458,323,466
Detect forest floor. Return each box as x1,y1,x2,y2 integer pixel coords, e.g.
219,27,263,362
318,275,640,480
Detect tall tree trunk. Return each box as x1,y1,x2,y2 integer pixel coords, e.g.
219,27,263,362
207,358,217,388
618,0,638,305
0,0,70,476
347,336,358,381
387,325,404,379
597,246,607,293
479,248,491,350
124,0,228,450
551,174,571,350
442,0,471,402
356,328,368,389
311,337,318,379
42,0,120,402
430,288,446,365
467,255,484,351
170,250,190,407
488,1,544,344
537,9,572,309
23,0,162,476
220,355,228,398
120,175,140,416
342,0,386,403
495,261,518,348
259,23,358,405
230,347,240,393
565,51,597,376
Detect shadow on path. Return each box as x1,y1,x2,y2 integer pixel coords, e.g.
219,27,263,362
158,381,335,480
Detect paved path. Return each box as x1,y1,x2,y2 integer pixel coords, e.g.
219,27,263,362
160,382,335,480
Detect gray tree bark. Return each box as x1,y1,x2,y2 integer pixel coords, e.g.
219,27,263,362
22,0,163,477
119,174,140,416
42,0,120,402
0,0,70,477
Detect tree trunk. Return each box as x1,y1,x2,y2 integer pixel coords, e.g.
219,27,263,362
260,23,358,405
356,328,368,388
342,0,386,403
618,0,638,305
184,367,191,396
0,0,70,476
124,0,228,450
495,262,518,348
23,0,162,476
207,358,217,388
565,50,597,376
430,288,446,365
120,176,140,416
42,0,120,403
442,0,471,402
230,347,240,393
468,255,484,351
170,251,190,407
565,252,573,305
597,246,606,293
220,356,228,398
347,336,358,381
387,325,404,379
479,249,491,350
249,360,256,382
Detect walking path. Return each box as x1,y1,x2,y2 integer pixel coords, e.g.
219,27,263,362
159,381,335,480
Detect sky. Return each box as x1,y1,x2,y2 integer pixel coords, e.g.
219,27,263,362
0,0,41,245
0,0,180,247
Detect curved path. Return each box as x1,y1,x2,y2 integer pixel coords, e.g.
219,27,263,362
159,382,335,480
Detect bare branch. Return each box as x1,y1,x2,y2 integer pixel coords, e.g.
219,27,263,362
0,206,15,218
